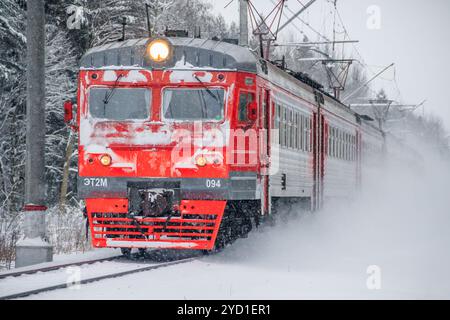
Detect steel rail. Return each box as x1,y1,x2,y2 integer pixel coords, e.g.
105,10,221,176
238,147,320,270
0,255,124,280
0,257,196,300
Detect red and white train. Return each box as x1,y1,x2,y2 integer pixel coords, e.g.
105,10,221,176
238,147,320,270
64,36,385,253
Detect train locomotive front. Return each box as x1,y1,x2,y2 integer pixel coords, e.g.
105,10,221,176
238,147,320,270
73,38,262,252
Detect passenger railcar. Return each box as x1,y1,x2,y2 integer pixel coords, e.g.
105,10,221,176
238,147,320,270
64,36,385,253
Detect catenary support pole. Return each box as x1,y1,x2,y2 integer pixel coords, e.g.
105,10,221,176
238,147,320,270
239,0,249,46
15,0,53,268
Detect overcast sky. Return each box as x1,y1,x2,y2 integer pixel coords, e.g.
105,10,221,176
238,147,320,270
208,0,450,132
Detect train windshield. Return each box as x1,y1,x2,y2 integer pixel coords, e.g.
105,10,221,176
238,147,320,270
89,87,151,120
162,88,225,121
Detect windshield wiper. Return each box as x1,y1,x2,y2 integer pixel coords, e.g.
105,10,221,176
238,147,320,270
103,74,124,106
194,75,221,104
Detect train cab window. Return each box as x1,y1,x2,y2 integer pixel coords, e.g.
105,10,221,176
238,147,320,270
89,87,151,120
162,88,225,121
238,92,255,122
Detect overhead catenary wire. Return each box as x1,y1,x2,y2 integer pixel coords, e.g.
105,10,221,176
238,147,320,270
268,0,410,107
271,0,329,42
278,0,318,32
342,63,395,102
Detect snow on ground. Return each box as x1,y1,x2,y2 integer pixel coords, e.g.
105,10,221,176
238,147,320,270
20,153,450,300
0,259,159,298
0,248,118,277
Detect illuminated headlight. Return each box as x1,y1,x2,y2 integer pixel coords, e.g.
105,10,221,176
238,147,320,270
195,156,207,167
100,154,112,166
147,39,171,62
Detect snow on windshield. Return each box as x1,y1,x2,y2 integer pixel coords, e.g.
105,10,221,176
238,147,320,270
162,88,225,121
89,87,151,120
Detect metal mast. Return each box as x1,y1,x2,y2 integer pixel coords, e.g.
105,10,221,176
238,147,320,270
239,0,249,46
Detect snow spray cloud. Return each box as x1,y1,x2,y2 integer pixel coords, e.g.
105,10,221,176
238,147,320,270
216,133,450,299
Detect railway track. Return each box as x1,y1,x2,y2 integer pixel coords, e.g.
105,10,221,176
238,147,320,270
0,256,196,300
0,255,124,280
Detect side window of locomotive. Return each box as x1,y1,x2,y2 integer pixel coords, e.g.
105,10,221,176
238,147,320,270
89,88,151,120
238,92,254,122
163,88,225,121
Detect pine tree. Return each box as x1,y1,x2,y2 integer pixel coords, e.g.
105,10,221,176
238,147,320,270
84,0,148,47
44,23,79,206
169,0,215,37
0,0,27,217
145,0,175,36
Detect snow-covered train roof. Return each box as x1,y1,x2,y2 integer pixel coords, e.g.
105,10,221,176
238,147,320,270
80,36,383,136
80,37,258,73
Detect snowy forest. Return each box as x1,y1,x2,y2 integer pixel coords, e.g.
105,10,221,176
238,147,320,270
0,0,449,269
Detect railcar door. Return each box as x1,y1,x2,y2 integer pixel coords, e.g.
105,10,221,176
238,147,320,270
313,91,325,211
260,88,271,215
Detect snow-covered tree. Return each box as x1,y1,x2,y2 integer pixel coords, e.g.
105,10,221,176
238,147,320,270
168,0,215,38
145,0,175,36
83,0,149,47
0,0,27,217
44,24,79,205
